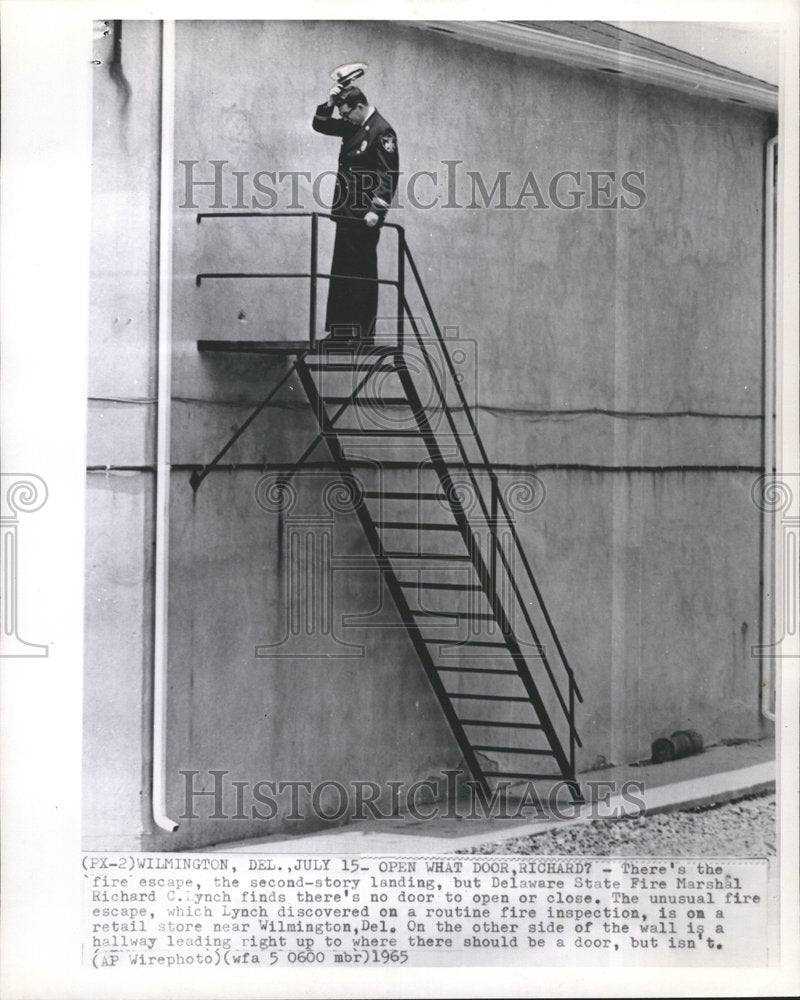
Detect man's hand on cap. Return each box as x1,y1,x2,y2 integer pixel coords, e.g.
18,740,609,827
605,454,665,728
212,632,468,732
327,83,343,106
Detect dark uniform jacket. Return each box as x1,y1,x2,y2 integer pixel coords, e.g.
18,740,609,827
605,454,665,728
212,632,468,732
312,103,399,221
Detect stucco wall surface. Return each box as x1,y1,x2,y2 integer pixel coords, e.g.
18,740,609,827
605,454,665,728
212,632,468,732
85,20,772,849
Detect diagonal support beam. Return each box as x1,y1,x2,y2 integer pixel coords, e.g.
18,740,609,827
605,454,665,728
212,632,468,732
190,350,401,493
189,358,304,493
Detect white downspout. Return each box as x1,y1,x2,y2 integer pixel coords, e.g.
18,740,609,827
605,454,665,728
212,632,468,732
760,135,778,723
153,19,179,831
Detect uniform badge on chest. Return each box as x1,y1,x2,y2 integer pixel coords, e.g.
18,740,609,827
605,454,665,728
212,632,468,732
358,139,368,154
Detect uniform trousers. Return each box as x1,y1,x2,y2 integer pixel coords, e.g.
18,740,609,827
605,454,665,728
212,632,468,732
325,220,380,340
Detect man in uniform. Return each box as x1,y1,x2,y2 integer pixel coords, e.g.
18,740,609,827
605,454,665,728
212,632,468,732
312,84,399,341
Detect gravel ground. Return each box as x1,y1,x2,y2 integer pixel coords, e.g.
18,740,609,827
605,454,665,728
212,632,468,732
462,792,776,856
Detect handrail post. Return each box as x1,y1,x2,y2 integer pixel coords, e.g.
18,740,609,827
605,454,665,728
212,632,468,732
309,212,318,347
490,476,498,599
569,676,575,775
397,229,405,351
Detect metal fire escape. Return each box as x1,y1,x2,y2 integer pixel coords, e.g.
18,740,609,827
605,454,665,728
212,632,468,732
191,212,584,802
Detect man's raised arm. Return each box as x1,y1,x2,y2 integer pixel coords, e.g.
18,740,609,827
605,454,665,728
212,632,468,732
312,85,349,136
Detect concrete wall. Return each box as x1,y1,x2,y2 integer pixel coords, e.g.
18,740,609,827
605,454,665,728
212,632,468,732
85,19,773,850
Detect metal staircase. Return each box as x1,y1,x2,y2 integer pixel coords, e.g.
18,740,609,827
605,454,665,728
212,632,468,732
191,211,583,803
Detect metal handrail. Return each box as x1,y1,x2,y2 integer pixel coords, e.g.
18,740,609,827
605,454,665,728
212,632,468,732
196,210,407,233
196,211,405,346
195,272,399,286
402,240,583,703
403,304,579,737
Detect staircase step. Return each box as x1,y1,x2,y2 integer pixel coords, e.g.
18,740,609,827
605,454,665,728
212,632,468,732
313,343,396,354
435,666,517,676
331,430,430,438
375,521,460,530
410,610,495,620
472,745,553,755
304,362,397,372
364,491,441,500
460,719,543,730
323,397,410,405
383,551,471,561
447,693,530,702
435,638,508,647
488,771,560,780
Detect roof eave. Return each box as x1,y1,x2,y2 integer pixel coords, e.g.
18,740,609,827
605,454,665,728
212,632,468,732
402,20,778,113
